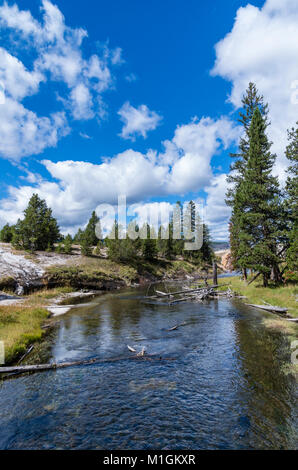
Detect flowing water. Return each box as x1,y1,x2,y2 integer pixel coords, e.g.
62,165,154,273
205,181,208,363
0,285,297,450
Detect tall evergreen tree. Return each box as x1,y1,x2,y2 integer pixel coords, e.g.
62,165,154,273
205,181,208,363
226,83,269,278
285,122,298,271
12,194,60,251
237,108,281,287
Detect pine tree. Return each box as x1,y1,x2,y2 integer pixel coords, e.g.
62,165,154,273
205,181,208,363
0,224,14,243
80,237,92,256
285,122,298,271
165,221,174,259
83,211,99,246
73,228,83,244
200,224,214,264
226,83,269,277
12,194,60,251
172,201,184,255
63,234,73,254
106,221,120,261
237,108,281,287
141,224,157,260
105,221,139,262
80,211,99,256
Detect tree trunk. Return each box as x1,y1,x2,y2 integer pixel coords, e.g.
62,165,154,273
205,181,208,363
263,273,268,287
271,263,281,283
243,268,247,282
212,261,218,286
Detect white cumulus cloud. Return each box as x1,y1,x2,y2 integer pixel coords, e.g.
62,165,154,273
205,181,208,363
118,102,162,140
211,0,298,179
0,0,122,160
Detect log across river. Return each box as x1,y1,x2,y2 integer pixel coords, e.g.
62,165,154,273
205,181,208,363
0,284,296,450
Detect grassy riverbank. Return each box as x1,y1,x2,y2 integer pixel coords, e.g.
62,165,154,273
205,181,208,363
219,276,298,339
45,257,204,289
219,276,297,314
0,287,74,364
0,306,49,364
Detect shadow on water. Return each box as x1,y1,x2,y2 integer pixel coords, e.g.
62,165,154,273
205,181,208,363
0,285,297,450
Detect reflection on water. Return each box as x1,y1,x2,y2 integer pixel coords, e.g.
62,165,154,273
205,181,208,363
0,286,297,450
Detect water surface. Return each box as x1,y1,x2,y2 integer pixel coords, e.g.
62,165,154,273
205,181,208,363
0,286,297,449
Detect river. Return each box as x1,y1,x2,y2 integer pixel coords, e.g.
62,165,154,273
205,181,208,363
0,285,297,449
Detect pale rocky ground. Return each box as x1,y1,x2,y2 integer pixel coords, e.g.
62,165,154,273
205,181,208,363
0,243,98,312
0,242,75,282
0,243,81,305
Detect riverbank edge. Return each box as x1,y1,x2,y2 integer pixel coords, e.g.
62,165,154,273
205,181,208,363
0,258,206,365
219,276,298,340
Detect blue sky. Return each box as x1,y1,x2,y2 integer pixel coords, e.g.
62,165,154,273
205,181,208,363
0,0,297,239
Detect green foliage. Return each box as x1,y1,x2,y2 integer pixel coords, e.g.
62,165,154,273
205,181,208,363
84,211,100,246
73,228,84,244
11,194,60,252
106,221,140,262
63,234,73,254
226,83,269,273
236,108,281,286
80,211,100,257
55,242,64,254
94,240,103,256
0,223,15,243
80,237,92,256
285,123,298,271
141,224,157,260
226,82,269,198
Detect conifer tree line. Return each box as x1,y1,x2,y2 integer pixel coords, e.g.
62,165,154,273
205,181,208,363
226,82,297,286
0,196,214,266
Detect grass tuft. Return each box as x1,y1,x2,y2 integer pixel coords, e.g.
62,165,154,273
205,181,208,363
0,306,49,364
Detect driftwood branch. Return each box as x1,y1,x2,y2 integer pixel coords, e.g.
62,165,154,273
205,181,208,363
154,285,226,298
245,303,287,314
17,345,34,364
0,354,176,376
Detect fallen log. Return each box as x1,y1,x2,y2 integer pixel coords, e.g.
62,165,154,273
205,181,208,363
169,295,198,304
0,354,176,376
154,284,226,298
245,303,288,314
